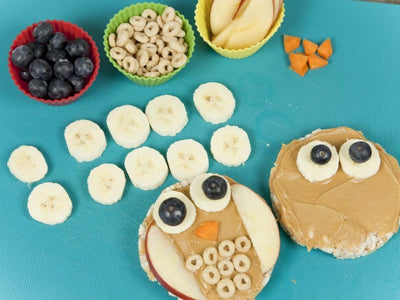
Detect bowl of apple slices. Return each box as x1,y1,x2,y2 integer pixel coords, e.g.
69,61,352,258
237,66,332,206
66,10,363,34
195,0,284,59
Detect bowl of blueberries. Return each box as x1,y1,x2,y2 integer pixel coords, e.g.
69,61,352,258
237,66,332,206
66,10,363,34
8,20,100,106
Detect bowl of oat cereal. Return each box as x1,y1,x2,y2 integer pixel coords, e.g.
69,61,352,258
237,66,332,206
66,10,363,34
103,2,195,86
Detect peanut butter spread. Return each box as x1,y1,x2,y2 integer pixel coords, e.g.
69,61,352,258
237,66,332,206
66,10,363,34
145,178,265,299
270,127,400,254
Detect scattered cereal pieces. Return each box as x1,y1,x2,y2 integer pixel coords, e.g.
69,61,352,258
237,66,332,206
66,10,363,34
202,266,221,285
217,278,236,299
218,240,235,258
203,247,218,265
186,254,204,272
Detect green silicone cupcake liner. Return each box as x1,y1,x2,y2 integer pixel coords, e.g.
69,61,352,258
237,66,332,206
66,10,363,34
104,2,195,87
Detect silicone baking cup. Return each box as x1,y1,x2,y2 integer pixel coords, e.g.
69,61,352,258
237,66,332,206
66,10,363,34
8,20,100,106
103,2,195,87
195,0,285,59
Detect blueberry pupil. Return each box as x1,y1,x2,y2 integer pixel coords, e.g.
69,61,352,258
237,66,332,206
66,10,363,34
202,175,227,200
310,144,332,165
349,141,371,163
159,198,186,226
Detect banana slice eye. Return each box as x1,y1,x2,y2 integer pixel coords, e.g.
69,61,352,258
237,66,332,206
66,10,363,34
153,191,196,234
190,173,231,212
297,140,339,182
339,139,380,179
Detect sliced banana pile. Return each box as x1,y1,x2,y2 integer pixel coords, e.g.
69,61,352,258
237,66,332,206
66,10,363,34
145,95,188,136
7,145,48,183
87,163,126,205
64,120,107,162
107,105,150,149
125,146,169,190
28,182,73,225
211,125,251,167
8,80,254,224
193,82,236,124
167,139,209,181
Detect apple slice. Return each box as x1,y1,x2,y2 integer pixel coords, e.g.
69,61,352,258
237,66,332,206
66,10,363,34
210,0,242,36
231,184,280,274
145,224,206,300
223,0,275,50
273,0,280,19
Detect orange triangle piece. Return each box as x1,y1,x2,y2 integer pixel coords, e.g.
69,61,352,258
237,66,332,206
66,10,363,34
308,54,328,70
195,221,219,242
303,39,318,55
289,52,308,71
290,64,308,77
284,35,301,53
317,38,333,59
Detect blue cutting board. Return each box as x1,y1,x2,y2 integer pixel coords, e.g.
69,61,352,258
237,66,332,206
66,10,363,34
1,0,399,299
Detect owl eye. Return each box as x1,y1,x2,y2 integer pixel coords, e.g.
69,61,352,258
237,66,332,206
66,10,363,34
190,173,231,212
339,139,380,179
153,191,196,234
297,140,339,182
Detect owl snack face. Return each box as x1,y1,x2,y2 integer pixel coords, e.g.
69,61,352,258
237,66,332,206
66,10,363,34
139,174,280,300
270,127,400,258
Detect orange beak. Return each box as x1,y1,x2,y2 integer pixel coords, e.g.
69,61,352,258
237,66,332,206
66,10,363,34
194,221,219,242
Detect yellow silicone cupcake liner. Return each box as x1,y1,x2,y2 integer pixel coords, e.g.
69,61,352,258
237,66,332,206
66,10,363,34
104,2,195,86
195,0,285,59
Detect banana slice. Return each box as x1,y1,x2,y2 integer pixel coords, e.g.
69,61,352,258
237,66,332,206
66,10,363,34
339,139,380,179
145,95,188,136
193,82,236,124
210,125,251,167
167,139,209,181
7,145,48,183
27,182,73,225
87,163,126,205
190,173,231,212
64,120,107,162
125,146,169,190
106,105,150,149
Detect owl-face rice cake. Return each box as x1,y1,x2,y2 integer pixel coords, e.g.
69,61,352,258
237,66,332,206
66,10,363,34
138,173,280,299
269,127,400,258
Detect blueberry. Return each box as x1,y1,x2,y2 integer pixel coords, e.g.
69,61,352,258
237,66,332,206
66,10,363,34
349,141,371,163
48,32,67,49
29,59,52,81
74,56,94,78
310,144,332,165
54,59,74,79
65,38,90,57
19,69,32,81
27,42,46,59
33,22,54,44
48,79,72,99
202,175,228,200
67,74,85,93
45,49,68,64
159,198,186,226
28,79,48,98
11,45,34,68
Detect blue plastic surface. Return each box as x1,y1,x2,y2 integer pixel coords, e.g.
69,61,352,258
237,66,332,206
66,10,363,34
1,0,400,299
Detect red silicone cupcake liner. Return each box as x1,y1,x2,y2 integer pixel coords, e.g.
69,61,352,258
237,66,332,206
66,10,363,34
8,20,100,106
